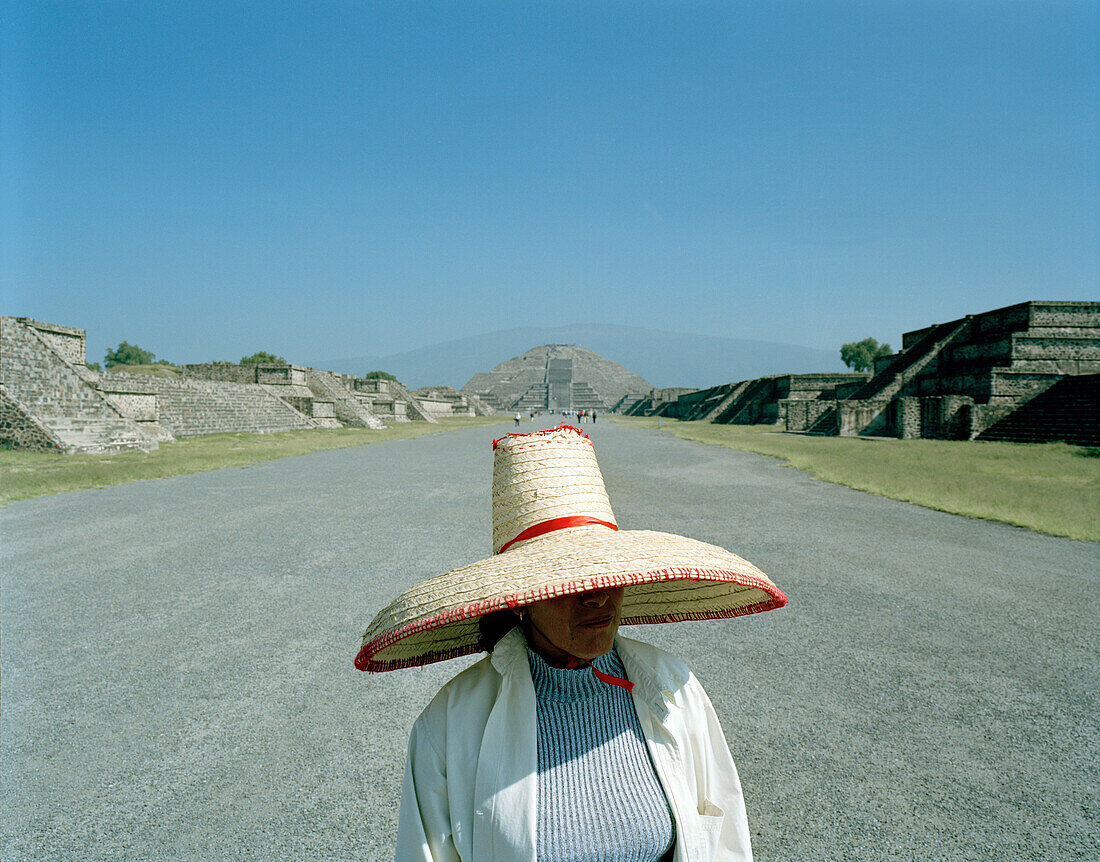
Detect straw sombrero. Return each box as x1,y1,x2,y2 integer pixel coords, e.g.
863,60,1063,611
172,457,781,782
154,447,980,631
355,424,786,672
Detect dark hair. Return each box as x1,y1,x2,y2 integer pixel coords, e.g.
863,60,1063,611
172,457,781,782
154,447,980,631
478,609,519,653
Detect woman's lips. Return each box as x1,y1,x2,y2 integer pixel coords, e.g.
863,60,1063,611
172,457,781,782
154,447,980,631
578,615,613,629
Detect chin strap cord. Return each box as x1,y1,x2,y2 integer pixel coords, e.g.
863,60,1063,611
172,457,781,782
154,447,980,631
523,618,635,693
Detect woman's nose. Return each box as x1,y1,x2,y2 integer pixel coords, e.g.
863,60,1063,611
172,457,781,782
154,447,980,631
581,590,609,607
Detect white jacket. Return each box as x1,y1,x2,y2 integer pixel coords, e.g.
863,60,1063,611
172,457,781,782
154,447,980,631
395,628,754,861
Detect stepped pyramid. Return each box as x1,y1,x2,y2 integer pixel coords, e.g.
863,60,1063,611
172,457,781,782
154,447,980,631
0,317,157,453
461,345,653,412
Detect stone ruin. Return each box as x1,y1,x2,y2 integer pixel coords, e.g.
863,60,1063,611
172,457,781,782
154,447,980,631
650,374,873,424
461,344,653,413
411,386,495,419
629,301,1099,446
4,300,1096,454
0,317,485,455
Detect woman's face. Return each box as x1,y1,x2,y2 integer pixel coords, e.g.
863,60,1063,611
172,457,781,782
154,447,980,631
523,587,625,663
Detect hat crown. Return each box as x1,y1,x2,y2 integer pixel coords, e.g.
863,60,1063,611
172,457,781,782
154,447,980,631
491,425,617,554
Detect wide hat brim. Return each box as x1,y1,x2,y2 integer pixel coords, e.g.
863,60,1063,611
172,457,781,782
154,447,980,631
356,524,787,672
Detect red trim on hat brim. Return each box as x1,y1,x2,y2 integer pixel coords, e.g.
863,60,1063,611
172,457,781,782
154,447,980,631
492,423,588,449
354,568,788,672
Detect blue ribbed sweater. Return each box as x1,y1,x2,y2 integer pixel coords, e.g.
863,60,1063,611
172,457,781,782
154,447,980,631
527,645,675,862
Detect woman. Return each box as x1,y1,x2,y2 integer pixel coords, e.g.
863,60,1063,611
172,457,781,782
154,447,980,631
355,425,787,861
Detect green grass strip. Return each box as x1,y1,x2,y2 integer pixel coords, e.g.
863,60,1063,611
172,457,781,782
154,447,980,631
613,417,1100,542
0,416,510,504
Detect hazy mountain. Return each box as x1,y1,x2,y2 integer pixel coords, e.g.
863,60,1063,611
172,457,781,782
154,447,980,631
308,323,844,391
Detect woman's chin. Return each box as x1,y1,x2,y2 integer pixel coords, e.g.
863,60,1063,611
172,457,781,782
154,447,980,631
570,627,619,660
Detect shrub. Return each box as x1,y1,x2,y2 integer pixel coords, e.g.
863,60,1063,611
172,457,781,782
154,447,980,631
105,341,157,367
840,338,893,372
240,351,287,365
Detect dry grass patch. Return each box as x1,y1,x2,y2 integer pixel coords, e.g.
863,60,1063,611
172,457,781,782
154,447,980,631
0,416,509,504
102,364,181,378
612,416,1100,541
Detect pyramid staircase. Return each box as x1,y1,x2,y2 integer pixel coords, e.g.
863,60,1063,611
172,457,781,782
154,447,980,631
306,369,386,428
848,319,970,403
802,406,839,435
514,383,549,411
714,376,781,424
0,318,155,453
694,381,751,422
570,381,607,411
104,373,318,436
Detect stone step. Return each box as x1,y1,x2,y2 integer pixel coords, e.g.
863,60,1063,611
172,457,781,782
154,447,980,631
977,375,1100,446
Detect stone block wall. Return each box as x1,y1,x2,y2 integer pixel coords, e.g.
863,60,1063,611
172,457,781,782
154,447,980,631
418,398,455,418
256,366,291,384
777,374,870,400
460,391,495,416
918,370,1063,400
355,378,399,396
916,395,973,439
354,376,432,419
839,399,891,437
412,385,482,416
652,387,697,403
917,303,1100,377
305,369,386,429
0,388,65,451
388,380,435,422
283,396,314,416
3,318,110,418
180,363,308,386
976,374,1100,445
966,302,1032,341
98,387,159,422
1029,302,1100,328
180,363,257,383
835,301,1099,441
22,318,87,366
256,365,307,385
782,399,836,432
1,317,154,453
104,373,317,437
613,393,648,413
362,395,407,422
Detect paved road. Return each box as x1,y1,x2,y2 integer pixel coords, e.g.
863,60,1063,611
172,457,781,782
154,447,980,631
3,420,1097,861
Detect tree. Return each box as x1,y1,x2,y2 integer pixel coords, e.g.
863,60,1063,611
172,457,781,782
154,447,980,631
240,351,287,365
840,338,893,372
364,370,398,381
104,341,157,367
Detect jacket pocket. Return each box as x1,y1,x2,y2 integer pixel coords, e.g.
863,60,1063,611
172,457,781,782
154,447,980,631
698,799,724,819
696,799,725,860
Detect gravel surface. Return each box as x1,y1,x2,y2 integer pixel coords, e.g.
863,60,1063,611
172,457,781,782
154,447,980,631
3,419,1097,861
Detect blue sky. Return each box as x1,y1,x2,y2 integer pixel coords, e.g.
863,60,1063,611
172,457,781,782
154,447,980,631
3,1,1097,370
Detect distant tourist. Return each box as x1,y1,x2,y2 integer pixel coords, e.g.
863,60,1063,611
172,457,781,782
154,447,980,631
355,424,788,860
514,412,521,426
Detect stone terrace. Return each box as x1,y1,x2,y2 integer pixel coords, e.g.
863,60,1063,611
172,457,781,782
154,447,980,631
642,300,1098,446
103,373,318,437
0,317,154,454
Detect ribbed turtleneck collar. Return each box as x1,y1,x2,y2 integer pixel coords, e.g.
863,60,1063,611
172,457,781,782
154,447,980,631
526,644,626,703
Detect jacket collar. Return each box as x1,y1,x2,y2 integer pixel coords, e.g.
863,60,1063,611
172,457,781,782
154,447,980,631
615,635,679,719
489,626,531,677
